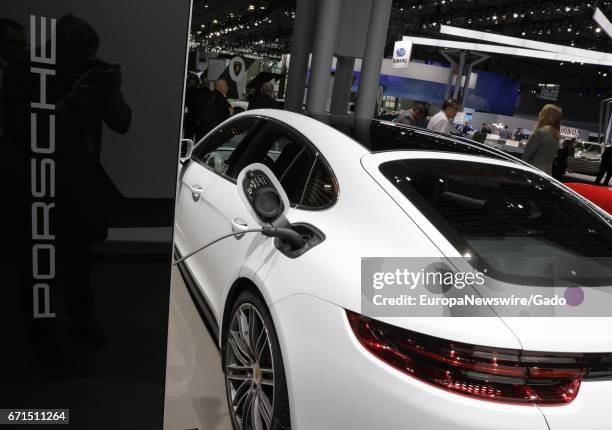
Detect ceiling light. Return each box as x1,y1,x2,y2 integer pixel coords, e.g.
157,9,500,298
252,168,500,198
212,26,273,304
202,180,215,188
248,4,255,10
593,8,612,38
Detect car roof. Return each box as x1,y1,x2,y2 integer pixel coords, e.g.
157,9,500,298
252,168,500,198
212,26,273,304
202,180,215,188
306,113,517,163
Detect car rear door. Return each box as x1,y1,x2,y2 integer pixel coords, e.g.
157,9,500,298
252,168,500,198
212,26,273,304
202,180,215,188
198,118,339,321
174,117,260,320
174,156,218,258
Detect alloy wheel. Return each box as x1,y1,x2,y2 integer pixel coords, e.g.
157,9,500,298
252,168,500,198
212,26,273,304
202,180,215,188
225,303,275,430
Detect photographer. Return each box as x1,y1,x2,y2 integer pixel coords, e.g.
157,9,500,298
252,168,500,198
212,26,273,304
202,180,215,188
0,18,26,139
55,14,131,340
2,14,131,360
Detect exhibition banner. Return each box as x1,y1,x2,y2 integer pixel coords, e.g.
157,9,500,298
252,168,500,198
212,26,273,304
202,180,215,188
0,1,191,428
392,39,413,68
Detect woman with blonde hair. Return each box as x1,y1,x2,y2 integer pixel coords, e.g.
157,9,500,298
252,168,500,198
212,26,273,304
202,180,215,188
522,104,563,175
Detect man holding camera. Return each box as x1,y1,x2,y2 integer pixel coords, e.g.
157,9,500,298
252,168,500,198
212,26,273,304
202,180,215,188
3,14,131,359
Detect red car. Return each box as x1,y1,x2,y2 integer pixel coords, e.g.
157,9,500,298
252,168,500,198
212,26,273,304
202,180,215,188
565,182,612,214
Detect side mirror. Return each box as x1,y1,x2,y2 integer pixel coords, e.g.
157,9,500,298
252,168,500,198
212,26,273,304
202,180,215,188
237,163,290,227
179,139,194,162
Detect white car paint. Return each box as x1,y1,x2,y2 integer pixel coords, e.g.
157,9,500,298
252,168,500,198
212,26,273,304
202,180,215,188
174,109,612,430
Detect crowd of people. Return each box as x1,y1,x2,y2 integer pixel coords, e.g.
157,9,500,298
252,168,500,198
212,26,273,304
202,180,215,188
184,74,231,141
183,73,281,142
183,75,612,187
390,99,535,144
388,100,612,185
391,99,462,135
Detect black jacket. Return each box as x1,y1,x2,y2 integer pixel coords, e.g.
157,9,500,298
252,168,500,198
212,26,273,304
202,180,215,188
2,52,131,241
248,93,280,110
196,89,231,138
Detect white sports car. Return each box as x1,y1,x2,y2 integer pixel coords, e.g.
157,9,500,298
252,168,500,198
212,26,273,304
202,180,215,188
174,109,612,430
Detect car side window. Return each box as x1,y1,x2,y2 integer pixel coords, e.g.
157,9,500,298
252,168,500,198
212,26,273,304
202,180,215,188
234,122,337,209
298,156,337,209
192,118,257,179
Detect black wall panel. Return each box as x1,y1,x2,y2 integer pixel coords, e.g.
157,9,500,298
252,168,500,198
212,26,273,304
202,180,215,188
0,1,191,428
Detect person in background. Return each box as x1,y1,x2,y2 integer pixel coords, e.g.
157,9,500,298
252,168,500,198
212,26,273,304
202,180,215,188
0,18,26,140
594,145,612,186
3,14,131,356
514,127,524,140
249,81,280,110
472,130,487,143
522,104,563,175
480,123,492,134
393,104,427,127
552,139,574,181
199,77,210,91
183,72,201,140
186,72,199,88
245,87,257,103
427,98,459,135
196,78,231,140
499,125,512,139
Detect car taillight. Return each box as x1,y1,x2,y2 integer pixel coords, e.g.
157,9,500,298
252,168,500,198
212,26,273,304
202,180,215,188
346,310,593,405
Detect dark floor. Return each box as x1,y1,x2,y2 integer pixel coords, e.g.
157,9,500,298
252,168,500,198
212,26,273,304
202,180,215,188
0,250,173,429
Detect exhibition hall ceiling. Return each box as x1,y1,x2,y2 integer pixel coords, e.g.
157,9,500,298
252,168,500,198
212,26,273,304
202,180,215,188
191,0,612,93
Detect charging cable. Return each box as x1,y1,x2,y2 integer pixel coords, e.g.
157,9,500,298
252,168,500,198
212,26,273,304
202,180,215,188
173,227,306,265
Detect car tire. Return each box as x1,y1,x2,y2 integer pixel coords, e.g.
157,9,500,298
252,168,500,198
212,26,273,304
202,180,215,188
223,290,291,430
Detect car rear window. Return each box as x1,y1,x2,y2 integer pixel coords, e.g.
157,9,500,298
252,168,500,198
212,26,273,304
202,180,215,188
379,159,612,260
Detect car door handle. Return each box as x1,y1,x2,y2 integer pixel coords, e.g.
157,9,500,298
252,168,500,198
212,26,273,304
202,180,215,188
231,218,249,239
187,184,204,201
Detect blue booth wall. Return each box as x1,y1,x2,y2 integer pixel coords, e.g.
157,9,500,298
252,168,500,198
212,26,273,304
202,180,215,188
348,67,520,116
